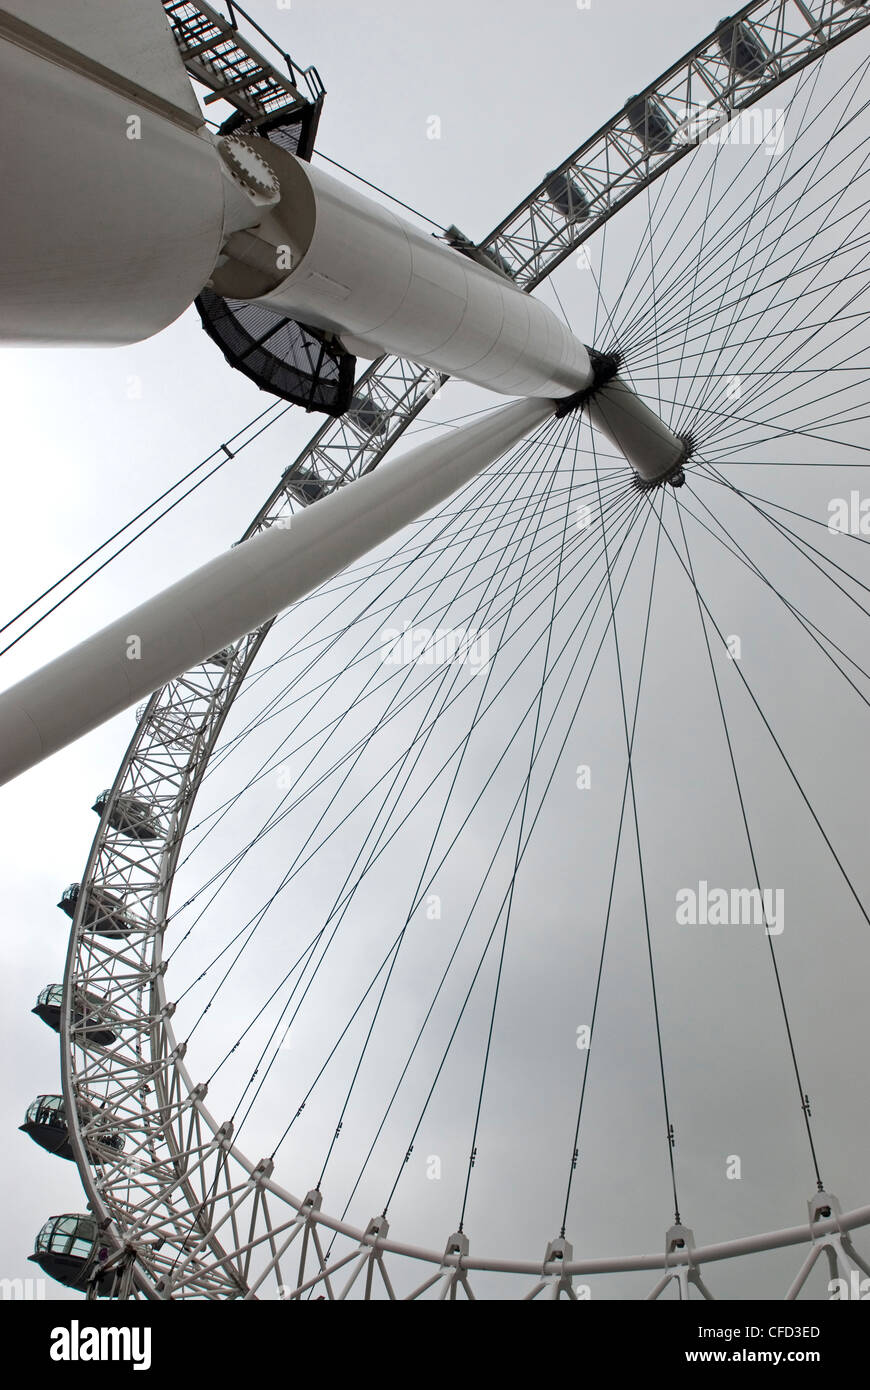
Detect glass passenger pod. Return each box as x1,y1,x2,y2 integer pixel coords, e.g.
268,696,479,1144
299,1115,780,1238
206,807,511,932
717,18,771,80
33,984,119,1047
58,882,134,937
544,170,591,223
29,1214,114,1295
92,790,164,841
21,1095,125,1162
348,394,390,438
626,94,674,153
206,647,234,669
282,467,332,504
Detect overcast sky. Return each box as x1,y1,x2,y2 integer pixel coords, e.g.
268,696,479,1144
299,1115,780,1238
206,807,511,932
2,0,870,1301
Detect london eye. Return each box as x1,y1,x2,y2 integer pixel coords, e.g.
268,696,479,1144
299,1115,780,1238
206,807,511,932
3,0,870,1304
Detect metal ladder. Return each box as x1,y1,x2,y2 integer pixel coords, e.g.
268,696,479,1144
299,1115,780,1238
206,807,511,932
161,0,324,121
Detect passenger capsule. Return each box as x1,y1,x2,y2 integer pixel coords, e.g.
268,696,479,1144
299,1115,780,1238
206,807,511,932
206,647,234,669
92,790,163,841
717,18,770,79
58,882,133,937
626,95,674,153
283,468,331,504
20,1094,125,1161
32,984,119,1047
545,171,590,223
348,395,388,437
29,1214,114,1294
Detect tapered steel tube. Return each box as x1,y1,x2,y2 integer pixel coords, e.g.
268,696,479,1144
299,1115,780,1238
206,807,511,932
210,141,594,400
0,4,593,402
0,397,553,785
587,377,687,482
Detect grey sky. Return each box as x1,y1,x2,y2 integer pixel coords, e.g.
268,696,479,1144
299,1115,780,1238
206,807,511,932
1,0,869,1301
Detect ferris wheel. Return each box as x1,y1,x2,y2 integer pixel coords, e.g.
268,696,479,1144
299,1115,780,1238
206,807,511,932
8,0,870,1300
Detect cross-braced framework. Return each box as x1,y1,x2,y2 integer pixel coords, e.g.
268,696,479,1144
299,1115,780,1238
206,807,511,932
51,1,870,1298
486,0,870,289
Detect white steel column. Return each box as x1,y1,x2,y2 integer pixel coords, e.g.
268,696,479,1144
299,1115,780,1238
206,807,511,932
0,397,553,785
0,1,254,345
213,141,595,401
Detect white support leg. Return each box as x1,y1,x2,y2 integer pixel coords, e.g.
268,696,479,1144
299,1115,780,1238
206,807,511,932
0,396,552,785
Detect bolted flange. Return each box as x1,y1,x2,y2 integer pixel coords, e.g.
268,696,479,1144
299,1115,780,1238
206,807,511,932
217,136,281,207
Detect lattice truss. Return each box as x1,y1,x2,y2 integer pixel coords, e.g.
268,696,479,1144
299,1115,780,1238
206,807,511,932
486,0,870,289
56,0,870,1298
